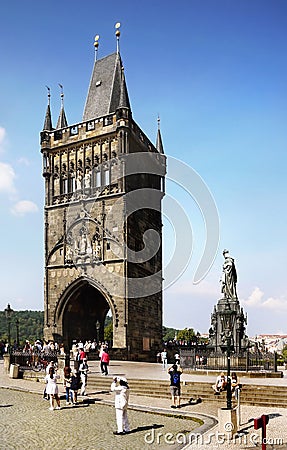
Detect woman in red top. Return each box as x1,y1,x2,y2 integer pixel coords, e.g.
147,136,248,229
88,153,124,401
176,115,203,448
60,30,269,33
79,348,86,361
100,348,110,375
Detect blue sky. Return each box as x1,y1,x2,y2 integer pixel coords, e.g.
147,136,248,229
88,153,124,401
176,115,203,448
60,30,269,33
1,0,287,337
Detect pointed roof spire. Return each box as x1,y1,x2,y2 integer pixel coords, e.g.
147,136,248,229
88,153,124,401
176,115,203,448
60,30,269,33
118,66,131,109
83,51,132,121
56,84,68,129
156,116,164,154
43,86,53,131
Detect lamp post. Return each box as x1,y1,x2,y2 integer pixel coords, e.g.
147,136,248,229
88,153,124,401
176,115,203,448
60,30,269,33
220,301,235,410
4,303,14,348
15,319,20,348
96,320,100,344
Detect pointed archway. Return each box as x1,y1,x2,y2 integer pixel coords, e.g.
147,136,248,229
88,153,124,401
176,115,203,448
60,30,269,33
55,278,115,349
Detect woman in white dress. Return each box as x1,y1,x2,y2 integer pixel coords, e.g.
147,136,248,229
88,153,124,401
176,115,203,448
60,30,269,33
45,367,61,410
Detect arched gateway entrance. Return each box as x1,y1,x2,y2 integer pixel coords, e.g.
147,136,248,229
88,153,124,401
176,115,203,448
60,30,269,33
55,279,113,349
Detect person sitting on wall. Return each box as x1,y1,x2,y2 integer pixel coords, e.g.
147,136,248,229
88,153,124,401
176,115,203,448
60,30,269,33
231,372,241,400
212,372,227,395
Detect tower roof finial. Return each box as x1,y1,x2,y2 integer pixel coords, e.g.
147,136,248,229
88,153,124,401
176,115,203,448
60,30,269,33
43,86,53,131
46,86,51,105
56,83,68,129
115,22,121,54
156,115,164,154
58,83,64,107
94,34,100,61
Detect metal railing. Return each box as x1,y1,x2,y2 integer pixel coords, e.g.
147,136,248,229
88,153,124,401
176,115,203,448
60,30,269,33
179,348,278,372
10,350,58,371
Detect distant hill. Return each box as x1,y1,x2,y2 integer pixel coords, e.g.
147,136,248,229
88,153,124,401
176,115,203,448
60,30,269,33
0,310,192,347
0,310,44,346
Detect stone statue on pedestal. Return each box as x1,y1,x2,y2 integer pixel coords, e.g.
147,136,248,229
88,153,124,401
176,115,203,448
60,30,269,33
221,249,237,299
208,249,249,354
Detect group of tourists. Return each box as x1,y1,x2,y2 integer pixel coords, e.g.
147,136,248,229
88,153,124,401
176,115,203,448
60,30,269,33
212,371,241,399
43,358,90,410
43,340,111,410
40,340,131,435
40,344,241,435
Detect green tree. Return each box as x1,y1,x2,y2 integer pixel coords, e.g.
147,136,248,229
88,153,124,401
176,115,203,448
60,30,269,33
0,310,44,346
282,344,287,362
176,328,195,342
104,321,113,342
162,326,177,342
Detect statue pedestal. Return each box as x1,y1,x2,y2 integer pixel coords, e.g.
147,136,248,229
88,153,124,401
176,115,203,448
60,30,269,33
218,407,238,438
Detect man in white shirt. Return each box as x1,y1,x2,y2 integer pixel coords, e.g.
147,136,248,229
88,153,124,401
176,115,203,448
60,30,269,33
111,377,130,435
212,372,227,395
161,349,167,370
79,358,89,396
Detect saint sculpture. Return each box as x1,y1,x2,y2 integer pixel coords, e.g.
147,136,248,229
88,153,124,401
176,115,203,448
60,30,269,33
221,249,237,299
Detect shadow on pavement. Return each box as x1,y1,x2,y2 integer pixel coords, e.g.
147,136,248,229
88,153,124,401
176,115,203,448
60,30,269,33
179,397,202,408
127,424,164,434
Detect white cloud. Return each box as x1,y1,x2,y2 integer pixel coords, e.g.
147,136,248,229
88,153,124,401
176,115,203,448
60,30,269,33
11,200,38,216
262,296,287,311
242,287,287,312
243,286,264,306
0,161,16,194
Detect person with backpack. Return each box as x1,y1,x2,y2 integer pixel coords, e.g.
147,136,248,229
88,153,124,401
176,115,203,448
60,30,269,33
168,363,183,408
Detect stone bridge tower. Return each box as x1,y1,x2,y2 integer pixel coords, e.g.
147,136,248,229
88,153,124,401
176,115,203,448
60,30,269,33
40,32,166,361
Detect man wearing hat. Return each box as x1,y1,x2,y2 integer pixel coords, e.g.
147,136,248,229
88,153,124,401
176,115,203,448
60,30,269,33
111,377,130,435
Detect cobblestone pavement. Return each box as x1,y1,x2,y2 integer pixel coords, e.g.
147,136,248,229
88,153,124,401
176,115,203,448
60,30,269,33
0,388,202,450
1,359,287,450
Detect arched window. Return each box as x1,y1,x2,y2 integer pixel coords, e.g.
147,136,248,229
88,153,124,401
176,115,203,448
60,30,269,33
94,170,101,188
61,177,68,194
103,163,110,186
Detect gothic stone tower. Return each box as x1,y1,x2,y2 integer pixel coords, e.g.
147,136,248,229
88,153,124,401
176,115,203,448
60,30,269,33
40,42,166,361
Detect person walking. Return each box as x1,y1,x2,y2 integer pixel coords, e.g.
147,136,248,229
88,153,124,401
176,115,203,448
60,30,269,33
70,369,80,405
63,366,72,405
79,358,89,396
174,353,180,365
161,349,167,370
100,348,110,375
168,363,183,408
45,366,61,411
111,377,130,435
